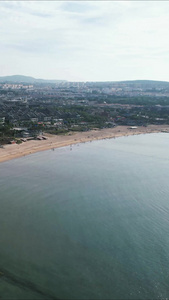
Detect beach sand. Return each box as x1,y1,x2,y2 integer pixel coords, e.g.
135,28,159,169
0,125,169,163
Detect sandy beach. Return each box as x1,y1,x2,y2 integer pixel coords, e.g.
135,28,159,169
0,125,169,163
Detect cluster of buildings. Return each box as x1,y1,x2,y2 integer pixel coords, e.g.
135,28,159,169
1,80,169,101
1,80,169,144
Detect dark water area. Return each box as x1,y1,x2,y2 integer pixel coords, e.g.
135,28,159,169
1,133,169,299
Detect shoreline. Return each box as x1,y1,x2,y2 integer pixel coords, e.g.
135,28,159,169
0,125,169,163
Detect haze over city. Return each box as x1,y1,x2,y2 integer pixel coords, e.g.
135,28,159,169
1,1,169,82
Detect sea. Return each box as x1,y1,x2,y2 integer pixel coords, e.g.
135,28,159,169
0,133,169,299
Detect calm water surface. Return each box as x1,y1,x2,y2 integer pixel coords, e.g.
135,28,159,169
0,133,169,299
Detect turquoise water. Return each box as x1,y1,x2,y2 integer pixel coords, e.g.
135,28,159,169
1,133,169,299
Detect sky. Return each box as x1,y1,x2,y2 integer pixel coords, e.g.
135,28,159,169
1,1,169,82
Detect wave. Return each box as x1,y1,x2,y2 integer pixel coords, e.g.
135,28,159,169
0,267,59,299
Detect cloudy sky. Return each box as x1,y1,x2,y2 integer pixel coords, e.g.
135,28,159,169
1,1,169,81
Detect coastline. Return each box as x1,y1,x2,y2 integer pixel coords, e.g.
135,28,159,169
0,125,169,163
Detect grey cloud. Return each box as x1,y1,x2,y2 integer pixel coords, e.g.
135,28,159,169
61,2,94,14
3,32,82,55
1,1,169,81
28,11,53,18
0,1,53,19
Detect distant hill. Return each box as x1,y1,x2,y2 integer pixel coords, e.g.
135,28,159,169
0,75,67,84
0,76,169,88
116,80,169,88
87,79,169,90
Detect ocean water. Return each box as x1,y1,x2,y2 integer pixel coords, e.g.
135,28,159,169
0,133,169,299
